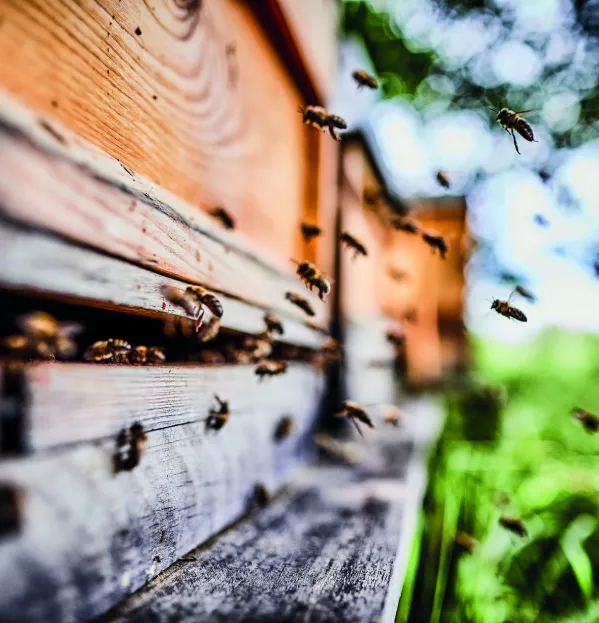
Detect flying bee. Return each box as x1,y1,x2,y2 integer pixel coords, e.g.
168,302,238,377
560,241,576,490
209,207,235,230
493,107,538,155
572,407,599,433
391,218,420,234
383,405,402,427
253,483,270,508
298,105,347,141
292,260,332,301
206,395,230,431
273,416,294,442
489,292,527,322
340,232,367,259
422,231,449,259
196,316,221,343
455,532,478,554
335,400,374,437
436,171,450,189
84,339,132,363
254,359,287,380
499,516,528,537
114,422,147,472
243,334,273,361
514,285,536,303
264,312,284,337
186,286,224,330
285,292,316,317
352,69,378,89
300,223,322,242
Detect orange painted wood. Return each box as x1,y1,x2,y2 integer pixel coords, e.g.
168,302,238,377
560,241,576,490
0,90,327,327
0,0,321,263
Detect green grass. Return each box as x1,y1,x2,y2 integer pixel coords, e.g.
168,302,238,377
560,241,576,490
401,329,599,622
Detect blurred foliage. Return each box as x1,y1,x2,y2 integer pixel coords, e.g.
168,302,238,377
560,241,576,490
343,0,599,149
398,329,599,622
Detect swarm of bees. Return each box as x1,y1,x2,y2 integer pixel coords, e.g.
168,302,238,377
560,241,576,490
84,339,166,365
335,400,374,437
298,105,347,141
113,422,148,472
292,260,331,301
206,395,230,431
161,285,223,333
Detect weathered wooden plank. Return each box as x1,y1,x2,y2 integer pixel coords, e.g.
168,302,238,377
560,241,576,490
101,399,443,623
13,363,321,452
0,89,327,327
0,219,326,350
0,0,322,261
0,364,325,623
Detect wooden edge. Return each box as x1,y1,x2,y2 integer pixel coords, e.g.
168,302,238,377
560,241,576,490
0,366,325,623
0,218,326,350
0,89,326,326
14,363,325,452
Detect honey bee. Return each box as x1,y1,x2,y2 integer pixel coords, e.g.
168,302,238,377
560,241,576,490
114,422,148,472
298,105,347,141
273,416,294,442
391,218,420,234
340,232,367,259
436,171,450,189
84,339,132,363
335,400,374,437
161,285,202,319
490,293,527,323
499,516,528,537
254,359,287,380
253,483,270,508
455,532,478,554
209,207,235,230
383,405,402,427
514,285,536,303
292,260,331,301
352,70,378,89
285,292,315,317
264,312,284,337
206,395,230,431
572,407,599,433
186,287,224,319
243,334,273,361
196,316,221,343
147,346,166,364
493,107,538,155
422,232,449,259
300,223,322,242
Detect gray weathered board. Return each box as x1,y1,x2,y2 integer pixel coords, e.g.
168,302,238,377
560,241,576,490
0,219,325,350
100,399,442,623
0,364,324,623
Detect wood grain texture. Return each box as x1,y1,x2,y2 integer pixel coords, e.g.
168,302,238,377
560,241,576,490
0,364,324,623
0,90,327,327
15,363,324,451
0,0,323,263
101,398,444,623
0,219,326,350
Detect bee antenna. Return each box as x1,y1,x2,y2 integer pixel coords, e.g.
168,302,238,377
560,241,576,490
289,258,300,265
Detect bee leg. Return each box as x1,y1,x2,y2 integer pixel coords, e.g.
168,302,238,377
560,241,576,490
510,129,521,155
350,417,364,438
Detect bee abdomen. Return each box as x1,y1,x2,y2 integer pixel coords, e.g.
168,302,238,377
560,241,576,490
515,119,535,142
508,307,527,322
201,294,224,318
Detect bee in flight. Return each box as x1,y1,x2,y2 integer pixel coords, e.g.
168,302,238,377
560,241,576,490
499,516,528,537
514,285,536,303
340,232,367,259
352,70,378,90
335,400,374,437
489,292,527,322
436,171,450,189
285,292,316,317
572,407,599,433
292,260,332,301
298,105,347,141
209,206,235,230
391,217,420,234
206,395,230,431
264,312,284,337
273,416,294,442
300,223,322,242
422,231,449,259
493,107,538,155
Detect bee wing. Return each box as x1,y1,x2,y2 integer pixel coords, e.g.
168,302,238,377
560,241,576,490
350,417,364,438
514,109,537,115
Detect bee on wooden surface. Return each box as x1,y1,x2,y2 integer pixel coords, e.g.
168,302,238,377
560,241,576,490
572,407,599,433
436,171,450,189
253,484,270,508
243,334,273,361
493,107,538,155
499,516,528,537
292,260,332,301
352,69,378,90
185,286,223,330
114,422,148,472
273,416,294,442
298,105,347,141
300,223,322,242
147,346,166,364
196,350,227,365
514,285,536,303
313,433,360,465
285,292,316,317
490,294,527,323
197,316,221,343
391,218,420,234
383,405,402,427
422,231,449,259
129,345,148,364
254,359,287,380
206,395,230,431
455,532,478,554
340,232,367,259
335,400,374,437
84,339,132,363
161,285,201,319
264,312,284,337
387,267,410,282
209,207,235,230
